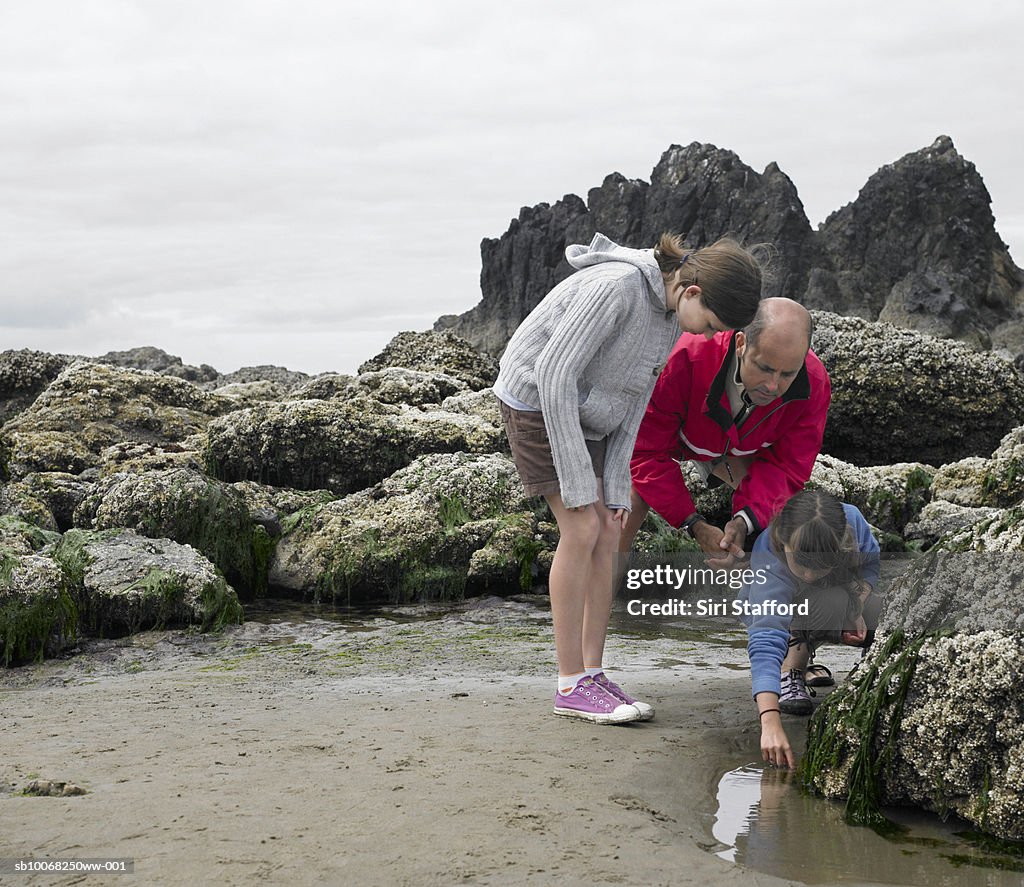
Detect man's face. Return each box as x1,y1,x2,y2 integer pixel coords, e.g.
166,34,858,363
735,328,807,406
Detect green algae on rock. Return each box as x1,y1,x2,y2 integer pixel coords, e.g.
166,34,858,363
0,551,77,665
75,468,265,597
203,396,503,496
801,507,1024,841
269,452,546,604
53,529,243,636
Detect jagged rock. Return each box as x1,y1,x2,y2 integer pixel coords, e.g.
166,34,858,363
437,137,1024,363
203,396,503,496
1,362,236,479
0,349,73,425
74,468,264,596
347,368,469,406
0,552,76,665
287,374,355,401
878,269,991,349
215,365,310,389
807,455,935,536
52,529,242,637
811,312,1024,465
359,330,498,391
903,500,1000,548
269,452,543,603
808,137,1021,335
97,346,219,383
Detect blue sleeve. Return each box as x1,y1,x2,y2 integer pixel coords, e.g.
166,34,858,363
843,504,881,588
742,532,795,699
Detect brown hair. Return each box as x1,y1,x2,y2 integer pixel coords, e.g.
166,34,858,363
769,489,862,585
653,233,766,329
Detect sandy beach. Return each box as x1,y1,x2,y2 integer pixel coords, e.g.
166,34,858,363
0,596,829,887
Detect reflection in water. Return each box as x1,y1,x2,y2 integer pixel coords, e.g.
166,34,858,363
712,765,1024,886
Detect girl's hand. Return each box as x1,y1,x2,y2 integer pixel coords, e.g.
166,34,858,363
611,508,627,529
760,714,796,769
841,613,867,646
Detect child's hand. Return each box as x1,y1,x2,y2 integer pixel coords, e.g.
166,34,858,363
841,614,867,646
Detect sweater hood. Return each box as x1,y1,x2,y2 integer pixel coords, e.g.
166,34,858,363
565,233,666,309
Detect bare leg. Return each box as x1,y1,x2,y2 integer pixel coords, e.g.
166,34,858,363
781,638,811,673
545,491,603,677
581,481,624,668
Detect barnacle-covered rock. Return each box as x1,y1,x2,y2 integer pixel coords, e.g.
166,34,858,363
347,367,469,406
52,529,242,637
75,468,264,595
802,504,1024,841
358,330,499,391
2,362,235,479
0,551,76,665
811,312,1024,466
269,452,546,603
203,396,504,496
0,349,73,425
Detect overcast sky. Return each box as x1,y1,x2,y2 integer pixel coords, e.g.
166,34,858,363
2,1,1021,375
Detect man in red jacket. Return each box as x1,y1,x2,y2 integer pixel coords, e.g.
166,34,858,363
623,298,830,568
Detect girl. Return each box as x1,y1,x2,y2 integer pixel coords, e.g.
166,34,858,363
494,231,764,724
741,489,882,765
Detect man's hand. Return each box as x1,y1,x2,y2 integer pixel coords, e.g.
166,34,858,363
697,515,747,569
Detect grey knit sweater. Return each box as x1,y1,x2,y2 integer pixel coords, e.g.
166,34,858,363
494,233,681,510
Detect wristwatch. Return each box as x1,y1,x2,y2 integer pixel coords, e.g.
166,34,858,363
680,513,707,539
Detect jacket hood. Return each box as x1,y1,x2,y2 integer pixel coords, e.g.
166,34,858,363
565,233,666,309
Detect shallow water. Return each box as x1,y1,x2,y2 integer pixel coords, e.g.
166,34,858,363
711,763,1024,886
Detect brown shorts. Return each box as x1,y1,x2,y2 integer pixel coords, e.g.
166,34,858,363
498,401,606,499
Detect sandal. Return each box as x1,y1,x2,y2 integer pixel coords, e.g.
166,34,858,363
804,663,835,688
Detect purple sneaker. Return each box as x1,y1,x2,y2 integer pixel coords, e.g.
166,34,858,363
592,672,655,721
553,677,642,724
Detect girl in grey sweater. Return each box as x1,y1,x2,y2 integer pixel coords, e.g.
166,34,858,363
494,232,764,723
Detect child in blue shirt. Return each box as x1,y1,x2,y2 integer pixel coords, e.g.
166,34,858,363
739,489,882,768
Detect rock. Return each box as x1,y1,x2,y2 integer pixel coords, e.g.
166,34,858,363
807,455,935,536
52,529,243,636
929,456,990,507
811,312,1024,465
203,396,504,496
802,505,1024,841
24,780,87,797
0,514,62,556
903,500,1000,548
929,426,1024,509
359,331,498,391
0,552,77,665
215,365,310,389
212,380,289,406
0,349,73,425
1,362,236,479
96,438,207,478
97,346,219,383
287,373,355,401
269,452,545,603
348,368,469,406
439,389,503,429
437,137,1024,364
74,468,264,596
1,472,94,531
809,136,1021,334
878,270,991,350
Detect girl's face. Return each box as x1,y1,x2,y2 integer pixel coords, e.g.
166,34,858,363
675,286,727,339
782,544,831,584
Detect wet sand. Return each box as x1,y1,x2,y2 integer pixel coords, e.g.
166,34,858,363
0,599,818,886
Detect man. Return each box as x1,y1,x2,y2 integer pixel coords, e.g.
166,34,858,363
622,298,830,567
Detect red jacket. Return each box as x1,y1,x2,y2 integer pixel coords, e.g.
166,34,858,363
630,331,830,534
